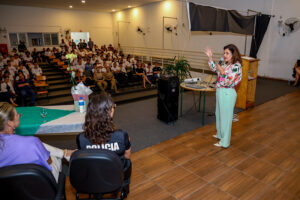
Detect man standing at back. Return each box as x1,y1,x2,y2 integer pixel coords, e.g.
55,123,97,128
88,38,94,51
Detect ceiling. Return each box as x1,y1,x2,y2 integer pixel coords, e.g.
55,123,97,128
0,0,162,12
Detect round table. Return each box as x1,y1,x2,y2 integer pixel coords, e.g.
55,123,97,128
180,83,216,125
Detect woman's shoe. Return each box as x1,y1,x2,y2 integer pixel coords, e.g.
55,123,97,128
212,134,218,139
214,142,222,147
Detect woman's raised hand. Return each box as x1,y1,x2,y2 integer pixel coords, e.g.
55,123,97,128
204,47,213,61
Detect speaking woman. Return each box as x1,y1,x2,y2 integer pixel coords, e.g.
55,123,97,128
205,44,242,148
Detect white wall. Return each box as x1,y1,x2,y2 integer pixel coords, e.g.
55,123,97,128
113,0,300,80
0,5,113,50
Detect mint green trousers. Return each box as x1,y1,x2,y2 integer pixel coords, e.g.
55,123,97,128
216,88,237,148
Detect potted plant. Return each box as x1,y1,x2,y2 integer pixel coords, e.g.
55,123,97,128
164,56,192,82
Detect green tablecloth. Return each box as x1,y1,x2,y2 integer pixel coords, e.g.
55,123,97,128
15,107,75,136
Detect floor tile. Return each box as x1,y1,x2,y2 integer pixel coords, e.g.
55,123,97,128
130,167,149,189
257,186,298,200
213,169,267,199
134,153,177,178
273,171,300,198
254,147,297,170
182,135,215,154
154,166,206,199
235,157,284,184
207,148,248,167
183,155,230,182
183,184,236,200
128,181,176,200
159,144,200,165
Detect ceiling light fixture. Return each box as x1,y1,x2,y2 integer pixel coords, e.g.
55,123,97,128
81,0,86,3
69,5,73,8
112,9,116,12
128,5,132,8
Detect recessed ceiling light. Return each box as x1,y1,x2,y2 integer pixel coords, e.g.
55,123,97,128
128,5,132,8
112,9,116,12
81,0,86,3
69,5,73,8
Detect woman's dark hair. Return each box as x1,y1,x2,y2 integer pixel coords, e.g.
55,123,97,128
83,93,116,144
224,44,242,64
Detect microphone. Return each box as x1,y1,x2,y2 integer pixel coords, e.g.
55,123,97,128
218,57,224,65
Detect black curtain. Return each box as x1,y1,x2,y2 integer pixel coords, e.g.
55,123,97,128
189,3,255,35
250,14,271,58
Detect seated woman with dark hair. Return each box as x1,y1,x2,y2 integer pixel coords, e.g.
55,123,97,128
77,93,131,160
76,93,131,193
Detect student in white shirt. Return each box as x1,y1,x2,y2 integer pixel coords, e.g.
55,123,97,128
31,63,43,77
10,56,20,67
111,62,121,74
7,61,17,76
0,76,18,107
2,54,9,65
23,52,33,62
17,64,30,80
27,62,35,70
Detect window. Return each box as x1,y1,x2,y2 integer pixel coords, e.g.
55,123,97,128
44,33,51,45
28,33,44,46
9,33,18,46
51,33,59,45
18,33,27,44
9,32,59,47
9,33,28,47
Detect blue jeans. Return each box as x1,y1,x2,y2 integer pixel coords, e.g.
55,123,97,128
20,86,35,105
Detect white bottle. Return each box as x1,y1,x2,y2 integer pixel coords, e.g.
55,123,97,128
79,97,85,113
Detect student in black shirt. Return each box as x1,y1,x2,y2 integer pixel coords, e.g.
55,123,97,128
77,93,131,160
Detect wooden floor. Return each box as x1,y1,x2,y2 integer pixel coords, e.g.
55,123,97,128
66,89,300,200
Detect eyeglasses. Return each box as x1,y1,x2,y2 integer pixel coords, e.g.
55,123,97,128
17,113,22,118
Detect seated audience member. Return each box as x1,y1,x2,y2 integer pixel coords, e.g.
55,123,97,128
10,48,18,57
23,52,33,63
16,72,35,106
152,62,162,82
31,63,43,78
17,64,30,80
0,76,18,106
145,62,154,83
2,70,14,83
82,59,94,86
76,93,131,183
10,56,20,68
0,102,75,182
6,61,17,77
104,67,118,93
2,54,9,65
93,65,107,91
293,60,300,86
44,48,53,62
135,62,152,88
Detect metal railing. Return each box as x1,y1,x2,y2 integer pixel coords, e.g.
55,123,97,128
120,46,223,73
